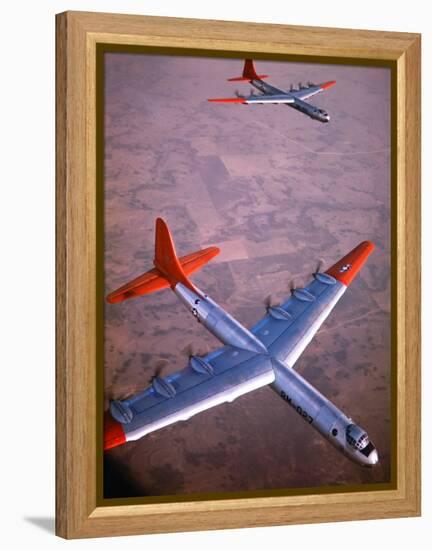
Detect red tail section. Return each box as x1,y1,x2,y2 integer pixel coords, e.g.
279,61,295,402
153,218,199,293
227,59,268,82
106,218,220,304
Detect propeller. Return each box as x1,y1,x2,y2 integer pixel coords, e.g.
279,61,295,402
105,383,141,408
264,294,279,310
234,89,245,99
289,278,297,294
148,358,169,383
298,81,303,89
289,84,294,91
181,342,209,360
314,258,325,275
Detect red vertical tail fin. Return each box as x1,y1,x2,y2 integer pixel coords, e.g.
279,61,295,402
153,218,197,292
106,218,220,303
227,59,268,82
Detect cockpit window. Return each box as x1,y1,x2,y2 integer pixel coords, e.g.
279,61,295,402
359,441,376,457
346,424,369,450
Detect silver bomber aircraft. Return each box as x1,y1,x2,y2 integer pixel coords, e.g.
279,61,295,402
104,218,379,467
208,59,336,122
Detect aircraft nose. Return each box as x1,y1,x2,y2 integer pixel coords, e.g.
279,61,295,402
367,448,379,466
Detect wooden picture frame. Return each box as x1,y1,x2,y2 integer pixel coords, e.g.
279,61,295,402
56,10,421,539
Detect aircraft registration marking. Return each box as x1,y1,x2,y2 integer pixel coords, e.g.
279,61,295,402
280,390,313,424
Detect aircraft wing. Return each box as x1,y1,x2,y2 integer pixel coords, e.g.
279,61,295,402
250,241,373,368
208,94,295,105
245,94,295,104
105,241,373,450
289,80,336,101
105,346,274,449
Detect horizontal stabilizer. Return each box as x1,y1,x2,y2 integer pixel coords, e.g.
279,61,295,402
179,246,220,275
227,75,268,82
227,59,268,82
106,218,220,303
106,268,170,303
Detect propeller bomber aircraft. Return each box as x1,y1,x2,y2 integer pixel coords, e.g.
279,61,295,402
105,218,379,467
208,59,336,122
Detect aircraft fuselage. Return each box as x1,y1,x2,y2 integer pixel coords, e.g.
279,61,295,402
271,359,378,467
174,283,267,354
251,79,330,123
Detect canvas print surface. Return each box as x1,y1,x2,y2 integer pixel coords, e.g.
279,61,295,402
102,53,391,499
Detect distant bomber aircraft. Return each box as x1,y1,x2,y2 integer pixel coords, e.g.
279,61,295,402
208,59,336,123
105,218,378,467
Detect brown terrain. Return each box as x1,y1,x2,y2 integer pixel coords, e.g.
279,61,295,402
103,53,391,498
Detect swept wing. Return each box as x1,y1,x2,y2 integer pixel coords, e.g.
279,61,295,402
105,240,374,450
289,80,336,101
252,241,373,367
105,346,274,449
